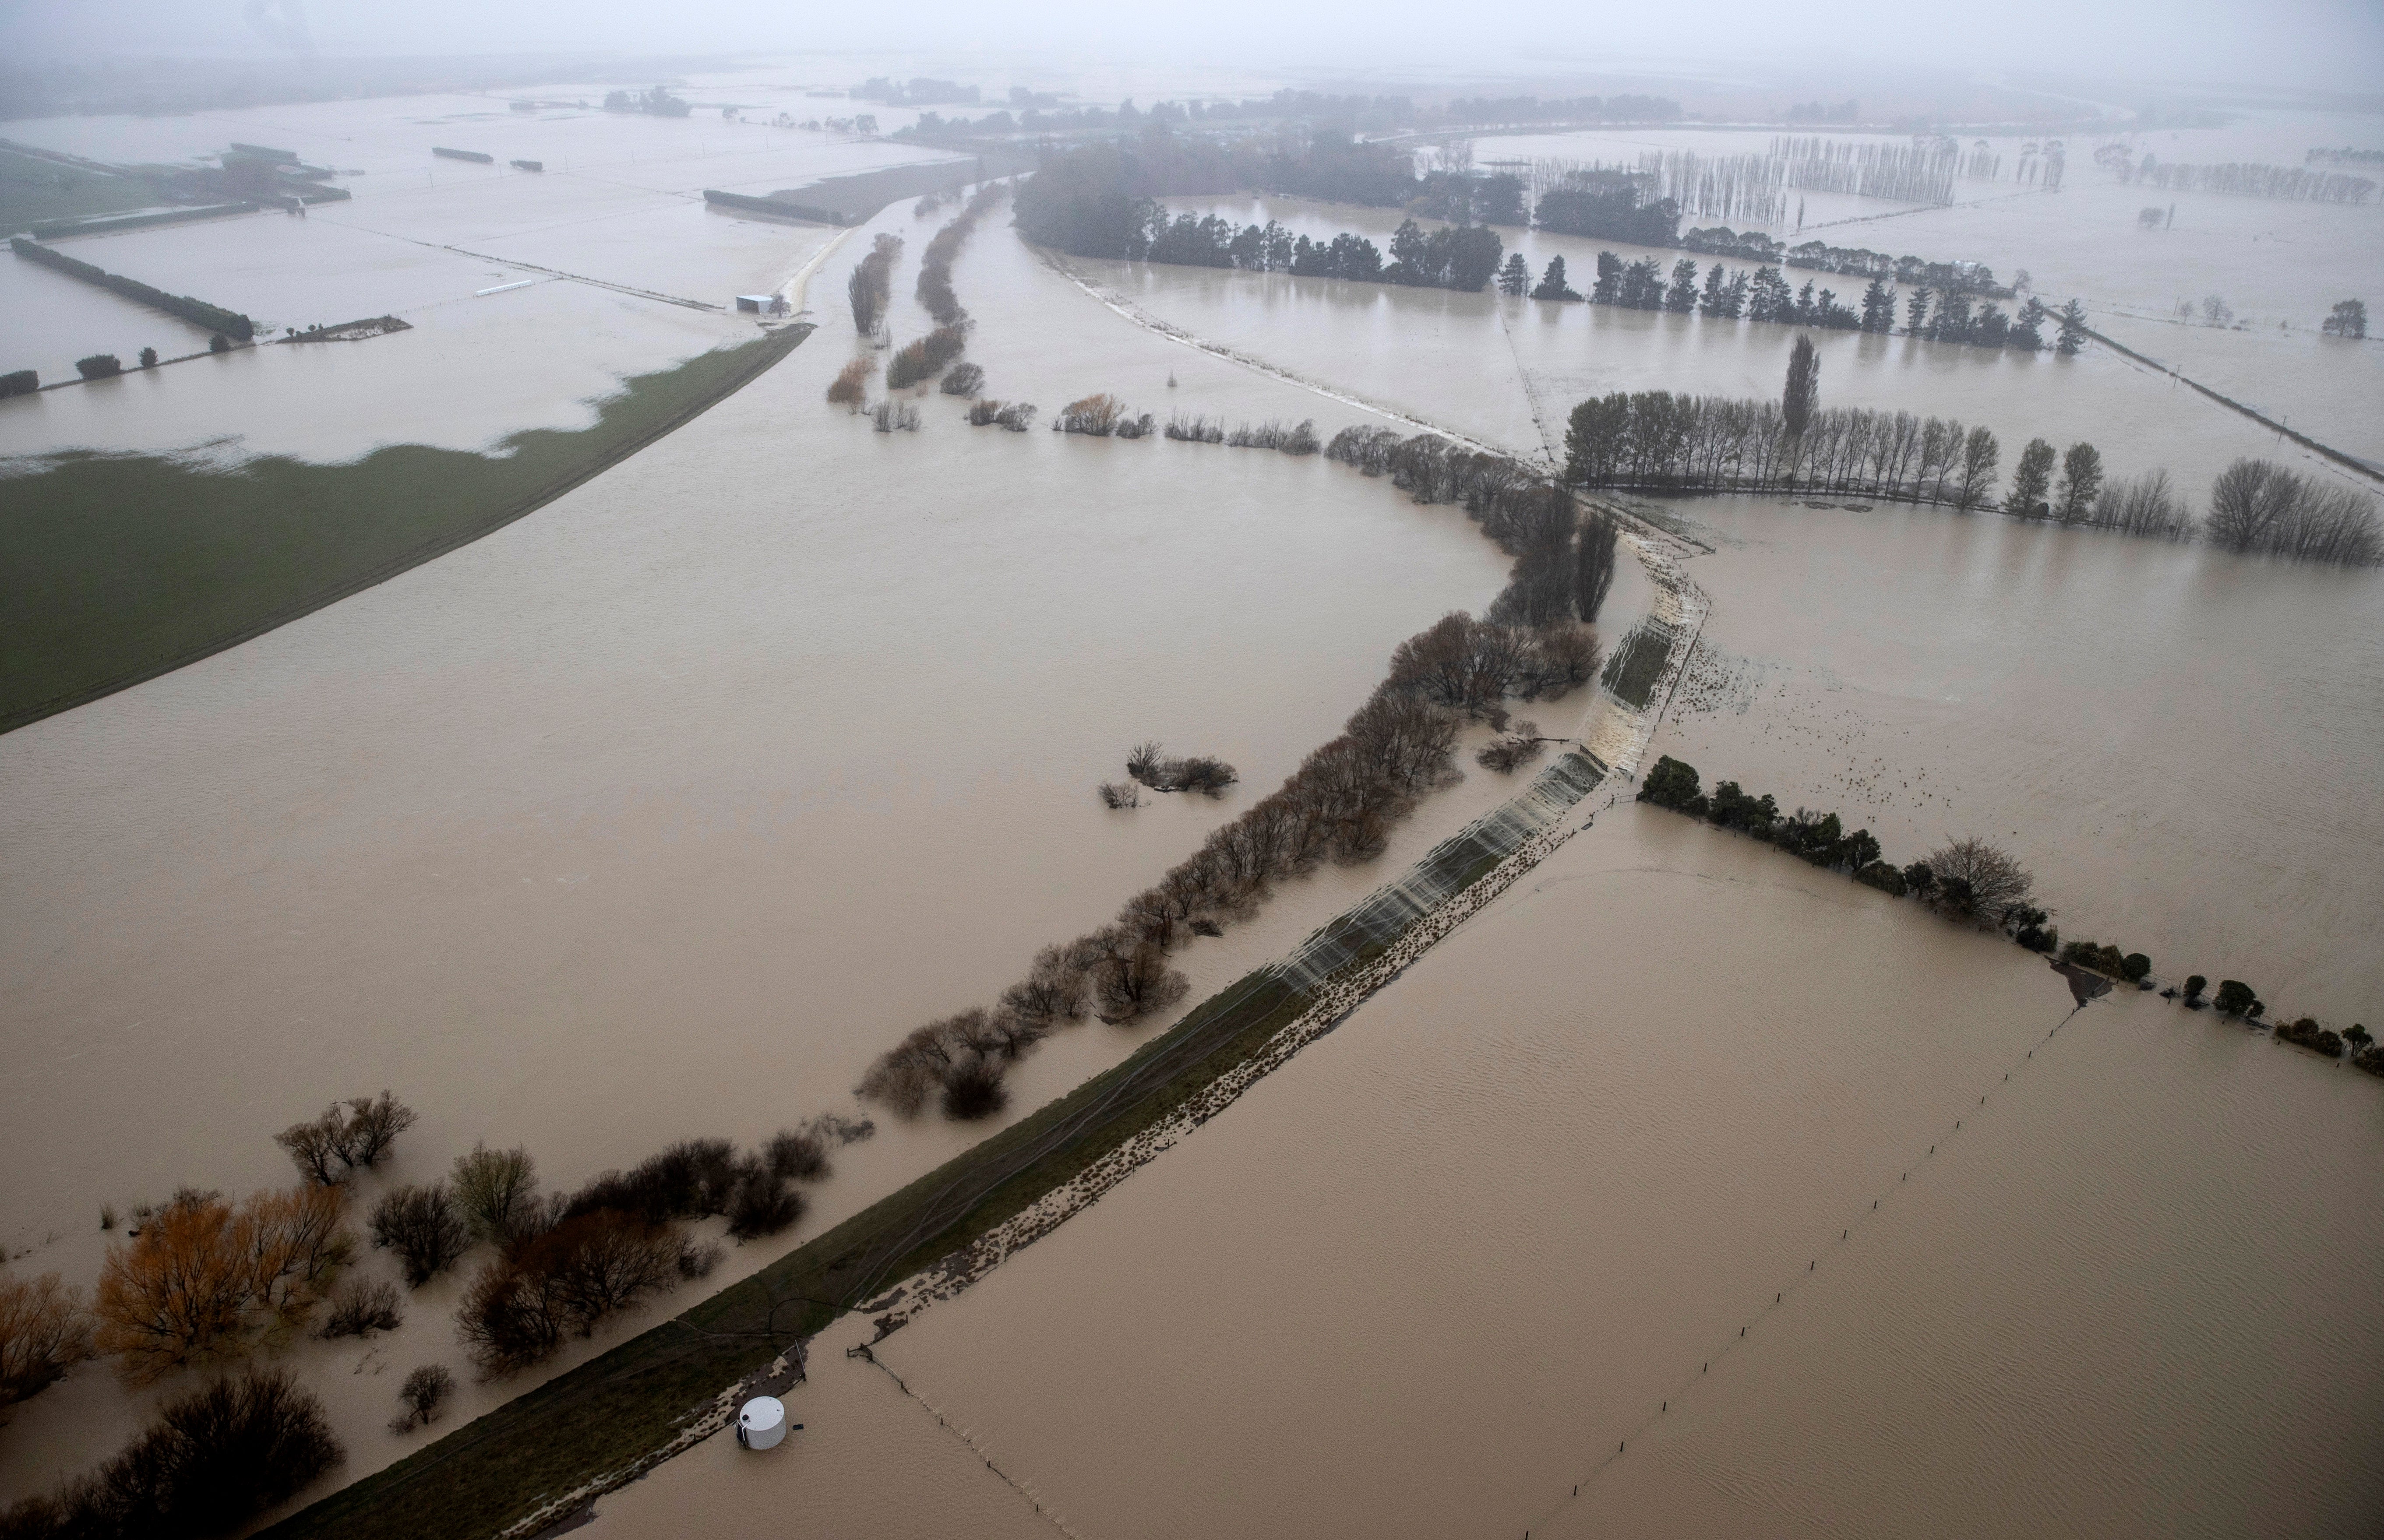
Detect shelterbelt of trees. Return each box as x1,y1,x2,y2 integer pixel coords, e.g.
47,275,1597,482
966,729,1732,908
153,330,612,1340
857,423,1621,1121
895,87,1679,145
1012,137,1504,290
1010,129,2045,314
1638,756,2380,1071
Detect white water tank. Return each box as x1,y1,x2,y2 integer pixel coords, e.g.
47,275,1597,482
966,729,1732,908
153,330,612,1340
737,1396,786,1451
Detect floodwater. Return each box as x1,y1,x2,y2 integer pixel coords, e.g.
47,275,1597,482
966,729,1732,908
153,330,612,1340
0,89,954,456
0,148,1546,1500
1133,193,2370,492
588,805,2384,1537
1657,493,2384,1021
6,78,2381,1533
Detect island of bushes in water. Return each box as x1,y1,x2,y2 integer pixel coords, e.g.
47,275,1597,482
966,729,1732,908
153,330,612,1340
1636,756,2377,1073
0,1090,873,1538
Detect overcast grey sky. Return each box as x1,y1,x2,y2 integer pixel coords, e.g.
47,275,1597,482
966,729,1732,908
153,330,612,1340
2,0,2379,93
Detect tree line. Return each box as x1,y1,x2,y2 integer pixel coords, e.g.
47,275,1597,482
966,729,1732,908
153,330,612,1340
857,426,1617,1120
899,90,1678,145
1561,381,2377,562
1520,245,2081,355
1638,754,2380,1073
1014,150,1506,292
2120,155,2374,204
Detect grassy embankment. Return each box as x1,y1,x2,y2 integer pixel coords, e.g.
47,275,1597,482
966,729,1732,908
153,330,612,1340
0,328,808,733
258,751,1603,1540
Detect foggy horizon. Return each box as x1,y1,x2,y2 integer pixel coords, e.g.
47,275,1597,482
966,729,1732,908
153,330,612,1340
3,0,2382,95
2,1,2379,1536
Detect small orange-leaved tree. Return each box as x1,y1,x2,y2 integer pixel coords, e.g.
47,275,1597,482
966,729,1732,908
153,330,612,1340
94,1185,353,1380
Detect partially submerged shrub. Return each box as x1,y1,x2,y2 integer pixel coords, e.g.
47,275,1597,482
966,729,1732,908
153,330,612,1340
454,1211,683,1377
0,1367,342,1538
826,355,874,409
389,1364,454,1434
724,1168,805,1241
940,361,985,396
1166,412,1225,443
2215,979,2259,1017
450,1144,540,1244
1098,780,1142,809
940,1057,1009,1121
995,401,1037,431
272,1092,416,1184
885,324,967,388
2275,1017,2344,1057
1855,860,1908,896
1112,411,1158,439
0,1274,94,1417
762,1127,828,1182
1123,743,1240,796
370,1183,472,1287
95,1185,353,1378
1053,393,1127,435
317,1278,403,1339
1220,418,1321,454
869,400,921,432
1477,722,1545,773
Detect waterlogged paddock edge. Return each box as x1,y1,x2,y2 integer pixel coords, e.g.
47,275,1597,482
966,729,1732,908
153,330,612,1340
250,749,1612,1540
0,327,810,734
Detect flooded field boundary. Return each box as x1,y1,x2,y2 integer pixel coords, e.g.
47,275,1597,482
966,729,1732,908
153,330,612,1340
1036,246,1524,460
1,326,809,734
254,541,1708,1540
2086,322,2384,486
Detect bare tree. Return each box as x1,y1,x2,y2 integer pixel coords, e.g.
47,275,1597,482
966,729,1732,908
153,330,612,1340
1954,426,2000,511
0,1273,94,1415
1924,837,2034,923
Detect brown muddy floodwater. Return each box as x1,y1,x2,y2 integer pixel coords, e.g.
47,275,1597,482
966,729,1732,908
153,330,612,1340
589,802,2382,1539
0,186,1542,1500
1655,493,2384,1020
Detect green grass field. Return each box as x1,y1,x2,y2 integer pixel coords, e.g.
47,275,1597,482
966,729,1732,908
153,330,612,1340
0,328,808,733
0,147,163,231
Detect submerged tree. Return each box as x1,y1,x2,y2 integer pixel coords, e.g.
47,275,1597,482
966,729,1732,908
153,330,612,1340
1782,334,1820,436
2056,298,2089,356
2005,437,2057,516
1496,252,1530,296
2055,442,2105,524
1530,254,1579,301
2321,298,2368,339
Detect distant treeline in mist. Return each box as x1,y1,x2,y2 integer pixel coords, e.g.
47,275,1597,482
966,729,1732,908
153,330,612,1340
2112,153,2373,204
1003,130,2028,319
1505,246,2074,356
896,88,1679,145
1013,141,1503,292
2306,147,2384,167
857,425,1619,1119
